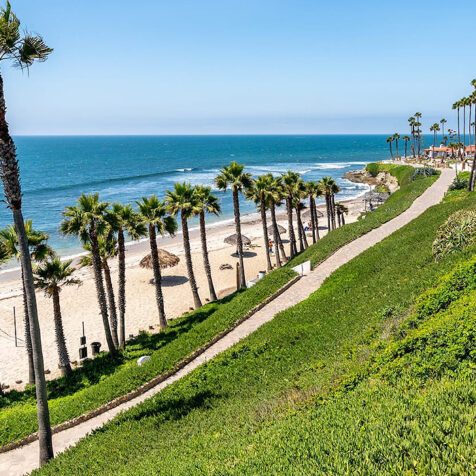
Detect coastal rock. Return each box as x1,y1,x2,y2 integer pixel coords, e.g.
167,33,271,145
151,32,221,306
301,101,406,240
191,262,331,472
344,168,399,193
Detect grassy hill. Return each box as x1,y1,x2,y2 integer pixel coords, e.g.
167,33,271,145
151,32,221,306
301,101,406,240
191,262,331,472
34,179,476,474
0,164,435,448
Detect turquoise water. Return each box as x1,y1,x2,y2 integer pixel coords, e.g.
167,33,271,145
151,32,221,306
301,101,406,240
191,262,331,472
1,135,394,256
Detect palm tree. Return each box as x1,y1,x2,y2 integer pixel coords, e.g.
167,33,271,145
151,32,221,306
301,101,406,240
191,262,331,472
215,162,252,288
306,180,322,243
192,186,220,301
386,136,394,159
280,171,300,258
166,182,202,309
440,118,447,144
61,194,116,353
453,101,461,157
318,176,337,231
0,1,54,464
245,175,274,271
408,117,416,158
0,240,9,264
430,123,440,155
137,196,177,329
336,203,348,227
79,232,119,348
110,203,146,348
393,133,400,157
34,258,80,377
292,180,309,252
462,97,468,150
402,135,411,158
269,176,287,266
0,221,53,385
414,112,423,156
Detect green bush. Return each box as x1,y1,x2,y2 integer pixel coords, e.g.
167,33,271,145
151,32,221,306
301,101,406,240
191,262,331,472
365,162,379,177
412,166,438,181
449,172,470,191
432,209,476,260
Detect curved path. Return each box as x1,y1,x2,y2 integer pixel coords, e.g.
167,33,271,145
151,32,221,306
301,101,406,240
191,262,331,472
0,169,453,476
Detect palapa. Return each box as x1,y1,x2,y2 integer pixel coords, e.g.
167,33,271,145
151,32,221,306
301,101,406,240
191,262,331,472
140,249,180,269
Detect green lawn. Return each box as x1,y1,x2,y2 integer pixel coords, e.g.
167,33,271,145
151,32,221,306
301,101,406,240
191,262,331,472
0,163,436,449
34,188,476,474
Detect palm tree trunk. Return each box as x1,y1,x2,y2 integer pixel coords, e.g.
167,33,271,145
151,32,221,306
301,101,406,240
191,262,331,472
21,270,35,385
404,141,407,158
181,211,202,308
309,194,316,244
271,201,286,261
117,228,126,349
233,188,246,288
148,224,167,329
325,193,331,231
342,212,346,225
469,104,472,151
260,200,273,271
395,139,399,157
463,106,466,151
269,201,281,268
199,211,217,301
295,205,304,252
330,194,337,230
0,72,53,465
296,206,308,249
52,288,71,376
89,223,116,353
103,258,119,348
286,197,297,257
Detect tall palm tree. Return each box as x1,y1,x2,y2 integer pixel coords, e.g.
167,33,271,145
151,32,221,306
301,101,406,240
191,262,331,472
306,180,322,243
192,186,220,301
61,193,116,353
318,176,337,231
166,182,202,309
468,86,476,192
246,175,274,271
453,101,461,157
292,180,309,251
215,162,252,288
0,1,54,464
269,175,287,266
280,171,300,258
79,232,120,348
110,203,147,348
430,123,440,155
137,196,177,329
414,112,422,156
393,133,400,157
330,182,341,229
462,97,468,150
336,203,349,227
386,136,394,159
34,258,80,377
0,240,9,264
402,135,411,158
440,118,447,144
408,116,416,158
0,221,53,385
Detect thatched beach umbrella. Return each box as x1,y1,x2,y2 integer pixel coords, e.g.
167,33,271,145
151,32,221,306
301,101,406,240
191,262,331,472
140,249,180,270
224,234,251,246
302,208,324,220
267,224,286,235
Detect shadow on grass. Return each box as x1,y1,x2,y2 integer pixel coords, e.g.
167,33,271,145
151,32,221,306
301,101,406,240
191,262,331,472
0,290,241,410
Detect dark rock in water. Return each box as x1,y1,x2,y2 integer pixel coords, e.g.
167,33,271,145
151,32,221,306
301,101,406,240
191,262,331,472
219,263,233,270
344,168,399,193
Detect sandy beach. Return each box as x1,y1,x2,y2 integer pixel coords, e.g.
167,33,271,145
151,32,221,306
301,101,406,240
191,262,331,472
0,198,365,389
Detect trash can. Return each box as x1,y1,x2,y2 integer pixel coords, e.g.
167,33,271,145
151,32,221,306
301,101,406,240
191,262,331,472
91,341,102,356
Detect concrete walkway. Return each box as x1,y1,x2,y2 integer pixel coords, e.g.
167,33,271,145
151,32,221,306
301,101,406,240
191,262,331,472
0,169,453,476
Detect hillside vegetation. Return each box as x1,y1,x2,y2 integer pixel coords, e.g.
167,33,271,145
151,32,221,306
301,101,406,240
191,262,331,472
35,182,476,474
0,164,434,448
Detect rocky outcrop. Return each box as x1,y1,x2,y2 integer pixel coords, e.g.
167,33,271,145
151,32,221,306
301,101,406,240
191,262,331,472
344,168,399,193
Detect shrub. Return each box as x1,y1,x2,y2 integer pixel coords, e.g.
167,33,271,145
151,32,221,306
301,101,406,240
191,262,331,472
449,171,470,191
432,209,476,260
412,166,438,181
365,162,379,177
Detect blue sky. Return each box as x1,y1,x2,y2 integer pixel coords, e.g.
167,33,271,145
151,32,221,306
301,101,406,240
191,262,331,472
4,0,476,135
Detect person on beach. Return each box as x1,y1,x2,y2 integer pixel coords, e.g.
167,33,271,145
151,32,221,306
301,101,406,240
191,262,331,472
268,239,273,254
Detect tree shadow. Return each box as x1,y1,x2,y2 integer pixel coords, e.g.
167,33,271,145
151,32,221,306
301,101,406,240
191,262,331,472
149,276,189,286
231,251,257,258
0,291,240,408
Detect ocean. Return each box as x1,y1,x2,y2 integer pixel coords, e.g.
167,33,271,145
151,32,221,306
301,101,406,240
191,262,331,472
1,135,395,259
